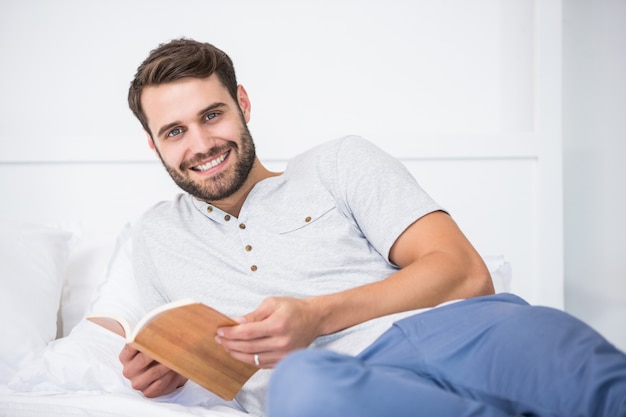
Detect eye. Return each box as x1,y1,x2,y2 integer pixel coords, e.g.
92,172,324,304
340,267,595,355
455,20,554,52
167,127,183,138
204,112,218,122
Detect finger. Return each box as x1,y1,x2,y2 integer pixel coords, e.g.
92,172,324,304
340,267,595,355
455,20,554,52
219,320,274,344
219,298,279,337
122,350,158,381
229,350,283,369
249,297,281,321
118,344,140,364
141,369,187,398
218,333,285,356
129,361,175,392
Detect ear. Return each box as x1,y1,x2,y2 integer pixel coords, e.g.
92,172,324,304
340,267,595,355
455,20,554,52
237,84,251,123
145,130,157,152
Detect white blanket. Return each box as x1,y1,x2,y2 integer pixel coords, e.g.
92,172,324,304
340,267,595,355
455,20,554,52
2,321,251,416
0,222,512,417
0,392,248,417
0,224,253,416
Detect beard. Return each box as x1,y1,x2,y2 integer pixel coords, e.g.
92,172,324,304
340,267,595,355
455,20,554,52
157,123,256,202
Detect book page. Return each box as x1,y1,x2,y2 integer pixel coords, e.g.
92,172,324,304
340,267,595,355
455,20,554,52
130,298,198,341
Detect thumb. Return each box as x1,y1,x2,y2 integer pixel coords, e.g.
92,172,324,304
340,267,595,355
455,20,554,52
217,298,276,338
240,297,279,324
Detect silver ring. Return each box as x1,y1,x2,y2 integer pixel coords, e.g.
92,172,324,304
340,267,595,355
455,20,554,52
253,353,260,366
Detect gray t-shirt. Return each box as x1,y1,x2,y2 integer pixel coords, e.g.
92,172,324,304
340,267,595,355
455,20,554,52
132,135,442,414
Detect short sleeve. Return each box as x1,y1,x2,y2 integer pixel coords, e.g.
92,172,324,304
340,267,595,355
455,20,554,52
131,216,170,312
330,136,443,261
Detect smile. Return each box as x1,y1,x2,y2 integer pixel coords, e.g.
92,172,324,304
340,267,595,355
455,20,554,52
191,150,230,172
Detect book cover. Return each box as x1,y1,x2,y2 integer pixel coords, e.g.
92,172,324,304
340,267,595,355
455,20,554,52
88,299,259,400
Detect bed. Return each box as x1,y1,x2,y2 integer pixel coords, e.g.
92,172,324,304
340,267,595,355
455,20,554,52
0,223,242,416
0,221,512,417
0,1,563,415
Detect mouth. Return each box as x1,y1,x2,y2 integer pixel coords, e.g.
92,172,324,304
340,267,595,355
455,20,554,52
190,150,231,173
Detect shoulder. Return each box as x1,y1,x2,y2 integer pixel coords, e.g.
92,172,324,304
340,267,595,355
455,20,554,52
286,135,385,174
135,193,192,234
142,192,189,216
292,135,379,159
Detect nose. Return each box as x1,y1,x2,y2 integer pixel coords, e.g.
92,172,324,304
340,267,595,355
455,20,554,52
186,125,217,154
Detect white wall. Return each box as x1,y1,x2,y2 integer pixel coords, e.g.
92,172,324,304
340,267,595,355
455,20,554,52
1,3,564,312
563,0,626,351
2,0,621,353
0,0,536,161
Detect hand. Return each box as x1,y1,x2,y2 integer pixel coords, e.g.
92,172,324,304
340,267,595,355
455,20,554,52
216,296,322,369
119,345,188,398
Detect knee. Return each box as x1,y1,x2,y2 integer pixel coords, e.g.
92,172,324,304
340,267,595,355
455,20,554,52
267,349,357,417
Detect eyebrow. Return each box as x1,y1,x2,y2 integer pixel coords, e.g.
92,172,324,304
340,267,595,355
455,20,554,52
156,102,227,138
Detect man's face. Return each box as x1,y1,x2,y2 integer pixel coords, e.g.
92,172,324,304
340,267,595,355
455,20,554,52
141,75,256,202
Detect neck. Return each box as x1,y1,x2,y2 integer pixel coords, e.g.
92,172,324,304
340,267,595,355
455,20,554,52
208,159,280,218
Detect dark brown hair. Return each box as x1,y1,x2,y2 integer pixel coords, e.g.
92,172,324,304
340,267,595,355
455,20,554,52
128,38,238,135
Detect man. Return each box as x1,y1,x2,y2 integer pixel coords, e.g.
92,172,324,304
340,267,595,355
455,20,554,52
122,38,626,416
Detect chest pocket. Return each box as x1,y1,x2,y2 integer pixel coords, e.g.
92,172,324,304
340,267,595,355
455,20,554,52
277,203,338,234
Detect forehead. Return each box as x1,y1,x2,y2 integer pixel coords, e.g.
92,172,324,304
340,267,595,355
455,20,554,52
141,75,233,129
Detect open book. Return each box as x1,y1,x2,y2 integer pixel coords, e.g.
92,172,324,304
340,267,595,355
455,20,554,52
87,299,259,400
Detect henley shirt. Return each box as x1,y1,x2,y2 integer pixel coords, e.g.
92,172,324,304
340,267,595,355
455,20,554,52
132,135,443,414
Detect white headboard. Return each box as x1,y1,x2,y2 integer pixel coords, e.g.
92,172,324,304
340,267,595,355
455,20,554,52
0,0,563,308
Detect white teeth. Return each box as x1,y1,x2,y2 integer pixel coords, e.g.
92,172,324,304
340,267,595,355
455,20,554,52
194,152,228,172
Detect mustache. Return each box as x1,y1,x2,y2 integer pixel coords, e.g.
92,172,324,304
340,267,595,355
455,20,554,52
179,143,237,171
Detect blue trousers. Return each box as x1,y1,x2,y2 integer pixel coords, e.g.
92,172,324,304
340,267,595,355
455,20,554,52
267,293,626,417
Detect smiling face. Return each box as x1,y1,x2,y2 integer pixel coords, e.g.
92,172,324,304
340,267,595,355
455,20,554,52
142,75,257,203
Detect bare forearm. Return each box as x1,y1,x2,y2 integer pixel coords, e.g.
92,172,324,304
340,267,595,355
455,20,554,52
217,212,493,366
308,249,493,338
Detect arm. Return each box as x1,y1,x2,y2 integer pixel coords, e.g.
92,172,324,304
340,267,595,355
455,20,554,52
119,219,188,397
312,210,494,334
217,210,493,368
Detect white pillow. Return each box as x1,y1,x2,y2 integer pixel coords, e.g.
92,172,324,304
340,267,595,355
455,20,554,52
483,254,513,293
0,223,79,383
59,232,117,336
8,224,143,394
8,224,235,409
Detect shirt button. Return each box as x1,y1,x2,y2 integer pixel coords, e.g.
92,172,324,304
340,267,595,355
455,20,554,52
224,215,231,221
245,245,252,252
305,216,312,222
250,265,258,272
239,223,246,229
207,206,213,213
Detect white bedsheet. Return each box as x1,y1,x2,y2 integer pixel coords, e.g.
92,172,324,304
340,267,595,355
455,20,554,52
0,391,250,417
0,220,512,417
1,320,255,417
